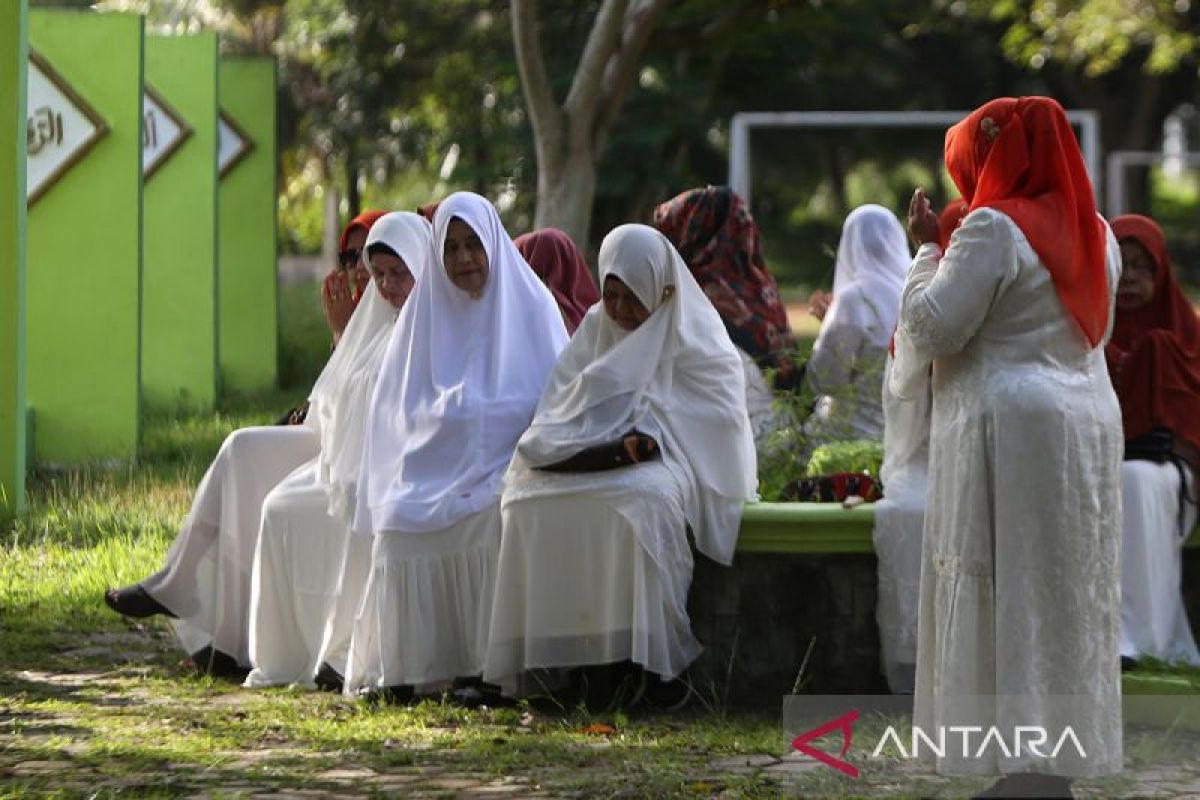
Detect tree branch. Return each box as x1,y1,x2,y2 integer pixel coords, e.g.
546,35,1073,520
512,0,565,173
592,0,670,155
563,0,630,144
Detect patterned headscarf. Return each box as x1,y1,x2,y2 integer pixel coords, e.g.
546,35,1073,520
652,186,797,388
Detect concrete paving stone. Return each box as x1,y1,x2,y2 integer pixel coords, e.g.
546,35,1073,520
456,788,528,797
426,776,486,791
1157,782,1200,794
314,768,379,781
762,759,823,776
711,754,782,771
12,759,74,773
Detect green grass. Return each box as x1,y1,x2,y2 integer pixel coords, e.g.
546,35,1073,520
3,298,1199,797
0,396,801,797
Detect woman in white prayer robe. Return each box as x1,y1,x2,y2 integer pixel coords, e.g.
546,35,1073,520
104,215,391,674
899,97,1122,795
344,192,568,699
803,205,908,454
243,213,430,690
483,224,757,703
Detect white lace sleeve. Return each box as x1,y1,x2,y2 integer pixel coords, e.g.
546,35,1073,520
899,208,1017,359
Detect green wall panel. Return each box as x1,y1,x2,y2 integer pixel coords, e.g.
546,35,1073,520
27,11,142,464
143,33,217,411
1,0,28,514
218,56,277,394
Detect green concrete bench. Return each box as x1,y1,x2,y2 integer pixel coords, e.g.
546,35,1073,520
735,501,1200,552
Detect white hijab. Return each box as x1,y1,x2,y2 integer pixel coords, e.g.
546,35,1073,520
307,211,432,520
356,192,568,535
515,224,757,565
823,204,909,349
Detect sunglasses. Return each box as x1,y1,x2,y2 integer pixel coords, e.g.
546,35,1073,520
338,248,362,269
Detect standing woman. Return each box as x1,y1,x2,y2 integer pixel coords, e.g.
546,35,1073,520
900,97,1122,795
515,228,599,333
244,212,430,690
485,224,756,704
1107,213,1200,666
345,192,568,698
803,205,908,452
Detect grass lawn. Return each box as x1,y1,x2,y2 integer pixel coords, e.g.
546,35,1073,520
2,281,1198,798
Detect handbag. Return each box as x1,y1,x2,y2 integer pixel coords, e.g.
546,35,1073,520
535,431,661,473
1125,427,1195,539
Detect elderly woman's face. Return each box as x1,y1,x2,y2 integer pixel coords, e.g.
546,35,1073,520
342,227,371,286
602,275,651,331
370,250,416,310
443,217,489,297
1117,238,1157,311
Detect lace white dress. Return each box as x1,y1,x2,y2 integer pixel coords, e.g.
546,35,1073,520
896,208,1124,777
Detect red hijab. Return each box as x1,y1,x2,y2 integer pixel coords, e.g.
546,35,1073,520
337,210,388,306
652,186,797,388
938,198,969,250
514,228,600,333
339,210,388,252
1108,214,1200,452
945,97,1108,346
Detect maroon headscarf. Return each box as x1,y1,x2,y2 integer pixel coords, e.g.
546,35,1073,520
1107,214,1200,454
652,186,797,388
514,228,600,333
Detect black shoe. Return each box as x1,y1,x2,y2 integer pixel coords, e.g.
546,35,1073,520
451,679,516,709
189,646,249,680
357,684,415,706
1120,655,1139,672
314,662,344,693
972,773,1074,798
571,661,647,714
642,672,693,712
104,584,177,619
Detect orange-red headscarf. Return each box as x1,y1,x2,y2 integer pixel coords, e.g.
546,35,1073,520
339,210,388,253
1108,214,1200,453
938,198,968,250
944,97,1108,346
337,210,388,307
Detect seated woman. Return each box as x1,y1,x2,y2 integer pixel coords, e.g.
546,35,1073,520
802,204,908,455
280,210,387,425
244,212,429,690
652,186,796,447
515,228,600,333
344,192,568,700
484,224,757,708
1108,213,1200,667
103,212,390,675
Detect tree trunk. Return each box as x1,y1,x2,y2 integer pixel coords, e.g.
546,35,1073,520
535,148,597,245
322,182,339,267
344,138,361,220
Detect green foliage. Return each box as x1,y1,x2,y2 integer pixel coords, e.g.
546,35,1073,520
277,278,331,391
970,0,1199,77
805,440,884,479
